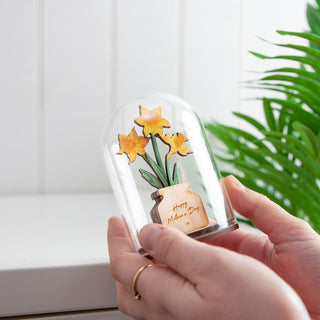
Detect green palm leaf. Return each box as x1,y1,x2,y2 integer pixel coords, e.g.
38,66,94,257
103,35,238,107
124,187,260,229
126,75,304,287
205,11,320,232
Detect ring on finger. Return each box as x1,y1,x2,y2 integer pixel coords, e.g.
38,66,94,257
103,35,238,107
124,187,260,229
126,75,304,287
132,264,153,301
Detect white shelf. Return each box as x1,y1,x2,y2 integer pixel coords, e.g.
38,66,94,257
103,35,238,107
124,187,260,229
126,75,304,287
0,192,119,317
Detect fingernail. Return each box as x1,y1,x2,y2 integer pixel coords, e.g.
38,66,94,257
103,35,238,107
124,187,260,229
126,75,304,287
139,224,162,252
230,176,246,189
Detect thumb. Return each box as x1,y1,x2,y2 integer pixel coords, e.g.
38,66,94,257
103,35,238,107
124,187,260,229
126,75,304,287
224,175,315,244
138,224,230,282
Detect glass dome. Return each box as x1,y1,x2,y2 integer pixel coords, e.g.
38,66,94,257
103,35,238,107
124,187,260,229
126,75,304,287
103,93,238,254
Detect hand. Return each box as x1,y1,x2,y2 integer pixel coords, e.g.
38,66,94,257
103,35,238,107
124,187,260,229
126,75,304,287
209,175,320,320
108,205,309,318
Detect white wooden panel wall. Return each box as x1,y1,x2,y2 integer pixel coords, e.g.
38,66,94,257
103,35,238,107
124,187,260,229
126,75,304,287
0,0,37,193
43,0,108,192
115,0,179,107
0,0,308,194
183,0,242,123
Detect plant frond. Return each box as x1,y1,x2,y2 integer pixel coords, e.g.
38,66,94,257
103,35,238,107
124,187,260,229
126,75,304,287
276,30,320,45
205,15,320,233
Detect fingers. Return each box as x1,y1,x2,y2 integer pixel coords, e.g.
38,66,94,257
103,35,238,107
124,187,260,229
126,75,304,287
108,217,200,319
138,223,232,284
116,282,151,320
108,216,152,293
205,227,273,264
134,262,200,317
223,175,314,244
107,216,133,258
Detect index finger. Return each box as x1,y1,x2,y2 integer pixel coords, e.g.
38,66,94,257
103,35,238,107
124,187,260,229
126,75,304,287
223,175,315,244
107,216,151,292
138,223,235,284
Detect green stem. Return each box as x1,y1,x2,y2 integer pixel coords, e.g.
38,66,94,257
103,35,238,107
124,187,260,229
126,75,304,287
172,163,179,184
165,157,174,186
151,133,165,172
141,154,167,187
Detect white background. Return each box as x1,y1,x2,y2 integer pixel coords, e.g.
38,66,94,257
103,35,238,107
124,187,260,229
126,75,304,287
0,0,309,195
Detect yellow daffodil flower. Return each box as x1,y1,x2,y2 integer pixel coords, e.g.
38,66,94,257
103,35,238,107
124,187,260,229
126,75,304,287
161,133,192,160
135,106,170,137
118,128,150,163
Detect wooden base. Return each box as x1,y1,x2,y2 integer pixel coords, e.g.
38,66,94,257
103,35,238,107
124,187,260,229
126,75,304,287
151,182,209,234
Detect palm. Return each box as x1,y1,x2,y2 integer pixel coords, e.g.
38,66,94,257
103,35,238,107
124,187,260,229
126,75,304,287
213,176,320,319
209,227,320,319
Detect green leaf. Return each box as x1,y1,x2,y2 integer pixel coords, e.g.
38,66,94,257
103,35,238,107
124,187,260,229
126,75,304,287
254,147,320,197
217,145,271,168
172,163,179,184
276,30,320,45
265,67,320,83
236,216,256,228
249,51,269,59
293,122,320,158
264,133,320,176
215,125,269,150
220,171,294,214
307,4,320,35
278,107,289,132
233,112,266,132
165,159,174,186
145,153,169,187
277,43,320,60
250,51,320,72
263,98,277,131
139,169,163,189
260,74,320,108
252,82,320,116
257,98,320,131
229,160,320,215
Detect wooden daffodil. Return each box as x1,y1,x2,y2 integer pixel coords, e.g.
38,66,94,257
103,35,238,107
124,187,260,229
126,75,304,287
161,133,192,160
118,128,149,163
135,106,170,137
117,105,193,189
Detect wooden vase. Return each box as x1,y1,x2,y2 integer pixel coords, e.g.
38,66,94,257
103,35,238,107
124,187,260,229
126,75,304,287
150,182,209,234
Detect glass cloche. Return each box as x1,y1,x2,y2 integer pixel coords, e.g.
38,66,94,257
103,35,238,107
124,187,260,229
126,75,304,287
103,93,238,255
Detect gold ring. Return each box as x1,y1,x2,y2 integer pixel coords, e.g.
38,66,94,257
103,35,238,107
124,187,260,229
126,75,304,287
132,264,153,301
